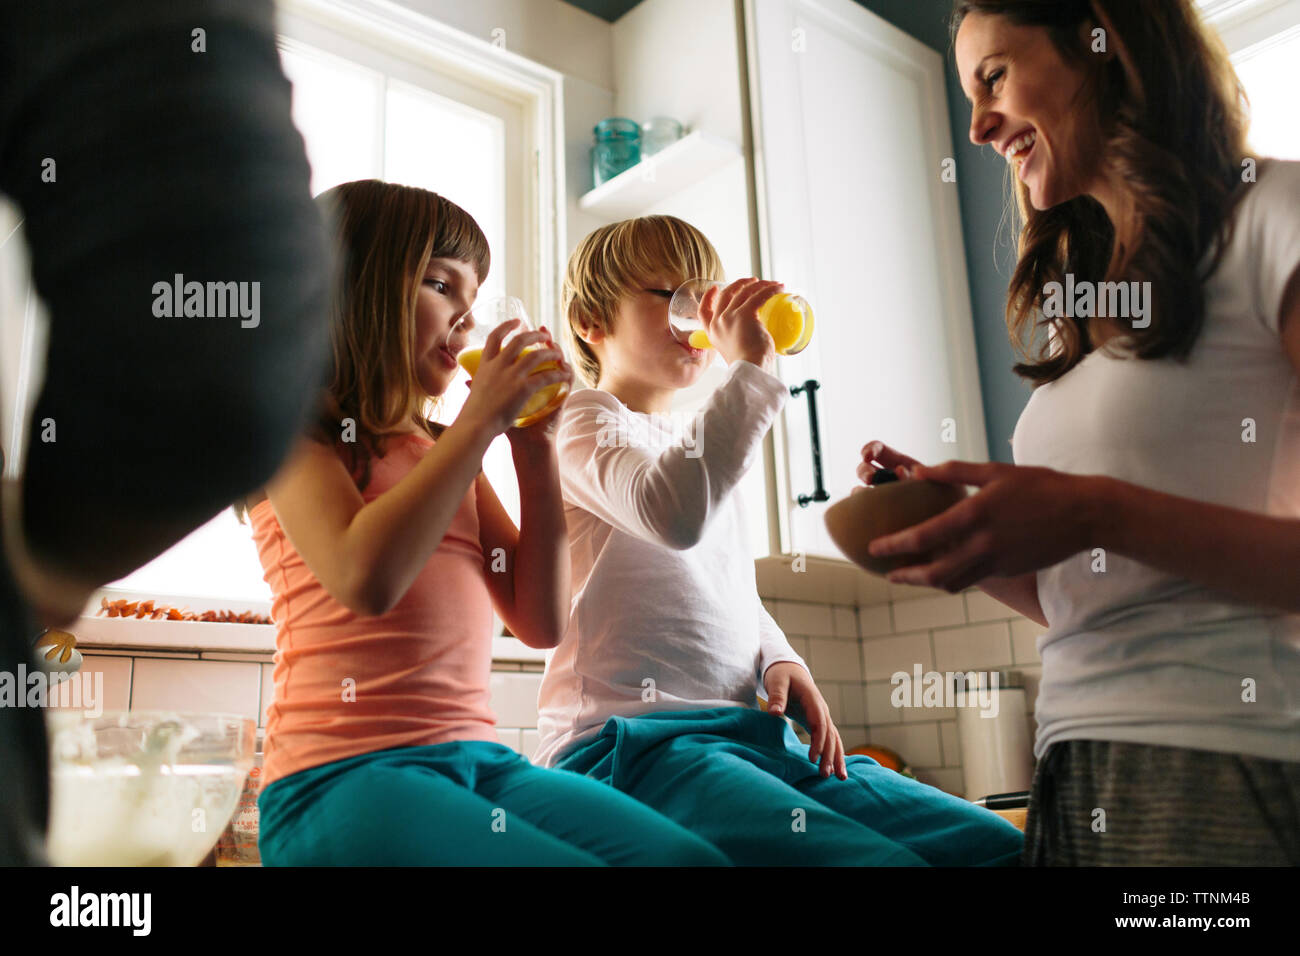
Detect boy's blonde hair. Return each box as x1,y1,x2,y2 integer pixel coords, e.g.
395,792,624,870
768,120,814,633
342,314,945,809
561,215,724,386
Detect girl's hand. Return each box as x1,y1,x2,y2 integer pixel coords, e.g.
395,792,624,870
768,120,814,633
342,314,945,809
868,460,1105,592
699,278,782,374
504,325,573,450
855,440,923,490
764,662,847,780
458,319,571,437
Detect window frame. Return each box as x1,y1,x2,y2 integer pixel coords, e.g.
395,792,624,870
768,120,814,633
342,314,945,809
55,0,566,633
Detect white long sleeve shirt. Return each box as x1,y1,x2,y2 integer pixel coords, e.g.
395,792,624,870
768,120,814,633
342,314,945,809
534,360,808,767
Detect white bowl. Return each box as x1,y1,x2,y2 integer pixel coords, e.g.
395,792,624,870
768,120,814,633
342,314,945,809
45,710,256,866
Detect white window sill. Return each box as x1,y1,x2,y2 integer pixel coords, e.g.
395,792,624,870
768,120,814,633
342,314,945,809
69,607,550,664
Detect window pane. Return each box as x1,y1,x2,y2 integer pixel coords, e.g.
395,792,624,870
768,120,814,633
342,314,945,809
111,509,272,603
1236,30,1300,160
279,41,384,193
107,39,522,601
385,81,515,522
383,80,507,304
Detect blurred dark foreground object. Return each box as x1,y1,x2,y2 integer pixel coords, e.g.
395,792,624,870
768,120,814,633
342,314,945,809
0,0,331,864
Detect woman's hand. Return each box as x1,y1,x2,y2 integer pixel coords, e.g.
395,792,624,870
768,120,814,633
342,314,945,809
867,459,1106,592
764,661,848,780
459,319,571,438
699,278,781,374
856,440,923,487
505,324,574,451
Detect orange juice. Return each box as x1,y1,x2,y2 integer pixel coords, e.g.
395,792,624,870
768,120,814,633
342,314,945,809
457,346,568,428
687,292,814,355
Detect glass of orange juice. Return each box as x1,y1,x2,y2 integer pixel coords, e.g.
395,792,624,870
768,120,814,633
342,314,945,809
668,278,815,356
452,295,569,428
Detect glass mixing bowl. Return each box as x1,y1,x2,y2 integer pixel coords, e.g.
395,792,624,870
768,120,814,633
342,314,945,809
45,710,256,866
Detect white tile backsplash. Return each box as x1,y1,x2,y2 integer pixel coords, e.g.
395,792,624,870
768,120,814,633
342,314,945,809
860,631,934,682
821,682,843,724
939,720,961,767
807,637,862,682
521,729,540,761
1010,618,1045,664
776,600,836,637
131,658,261,720
756,577,1041,800
260,663,275,728
931,622,1014,673
488,672,543,727
838,681,866,726
856,602,893,638
54,655,131,713
865,722,942,768
864,680,903,726
892,594,966,632
786,635,811,661
917,767,965,795
832,606,858,640
964,590,1013,623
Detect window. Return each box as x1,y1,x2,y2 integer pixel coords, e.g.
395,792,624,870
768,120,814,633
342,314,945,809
1201,0,1300,158
101,0,563,608
1233,25,1300,160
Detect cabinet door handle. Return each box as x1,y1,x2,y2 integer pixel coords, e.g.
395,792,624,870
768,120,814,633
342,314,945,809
790,379,830,508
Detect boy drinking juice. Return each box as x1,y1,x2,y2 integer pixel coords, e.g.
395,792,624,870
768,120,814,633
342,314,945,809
538,215,1024,865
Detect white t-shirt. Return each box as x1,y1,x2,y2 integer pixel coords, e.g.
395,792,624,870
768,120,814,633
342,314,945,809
534,361,808,767
1012,158,1300,763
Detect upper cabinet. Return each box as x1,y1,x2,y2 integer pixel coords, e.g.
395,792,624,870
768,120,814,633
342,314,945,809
744,0,987,559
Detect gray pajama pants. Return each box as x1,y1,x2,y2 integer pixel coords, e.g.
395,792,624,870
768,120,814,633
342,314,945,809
1023,739,1300,866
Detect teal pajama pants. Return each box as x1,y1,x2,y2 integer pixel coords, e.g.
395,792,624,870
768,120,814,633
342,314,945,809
257,740,729,865
553,706,1025,866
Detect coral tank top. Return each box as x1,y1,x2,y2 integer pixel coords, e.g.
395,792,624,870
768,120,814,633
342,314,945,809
249,433,498,787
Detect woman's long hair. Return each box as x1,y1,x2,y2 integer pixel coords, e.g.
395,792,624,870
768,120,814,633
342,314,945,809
950,0,1251,384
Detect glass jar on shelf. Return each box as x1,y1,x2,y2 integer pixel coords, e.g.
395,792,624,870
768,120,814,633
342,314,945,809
590,117,641,188
641,116,683,157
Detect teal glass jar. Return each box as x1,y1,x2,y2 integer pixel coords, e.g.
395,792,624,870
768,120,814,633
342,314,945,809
590,117,641,187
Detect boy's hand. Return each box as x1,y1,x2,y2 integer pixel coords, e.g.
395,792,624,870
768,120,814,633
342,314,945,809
763,661,848,780
699,278,781,374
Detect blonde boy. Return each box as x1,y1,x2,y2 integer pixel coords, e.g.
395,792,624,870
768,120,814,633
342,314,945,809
536,215,1023,866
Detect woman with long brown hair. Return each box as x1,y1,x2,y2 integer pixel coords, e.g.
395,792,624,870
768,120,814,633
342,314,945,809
860,0,1300,864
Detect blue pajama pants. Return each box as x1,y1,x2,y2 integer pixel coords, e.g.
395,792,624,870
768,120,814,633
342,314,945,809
554,706,1025,866
257,740,729,866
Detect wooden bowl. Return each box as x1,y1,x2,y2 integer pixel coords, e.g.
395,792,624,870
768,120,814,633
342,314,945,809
824,479,967,576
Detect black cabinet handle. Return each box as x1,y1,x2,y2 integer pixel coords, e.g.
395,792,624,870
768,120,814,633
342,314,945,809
790,379,830,508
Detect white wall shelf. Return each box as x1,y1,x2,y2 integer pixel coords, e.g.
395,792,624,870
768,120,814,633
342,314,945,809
578,130,743,219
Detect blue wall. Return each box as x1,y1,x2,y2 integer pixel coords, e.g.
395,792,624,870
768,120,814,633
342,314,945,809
855,0,1032,462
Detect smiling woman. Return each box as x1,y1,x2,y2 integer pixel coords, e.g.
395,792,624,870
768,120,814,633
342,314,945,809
859,0,1300,866
858,0,1300,867
953,0,1251,380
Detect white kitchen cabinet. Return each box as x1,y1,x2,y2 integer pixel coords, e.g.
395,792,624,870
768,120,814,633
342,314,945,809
744,0,988,559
